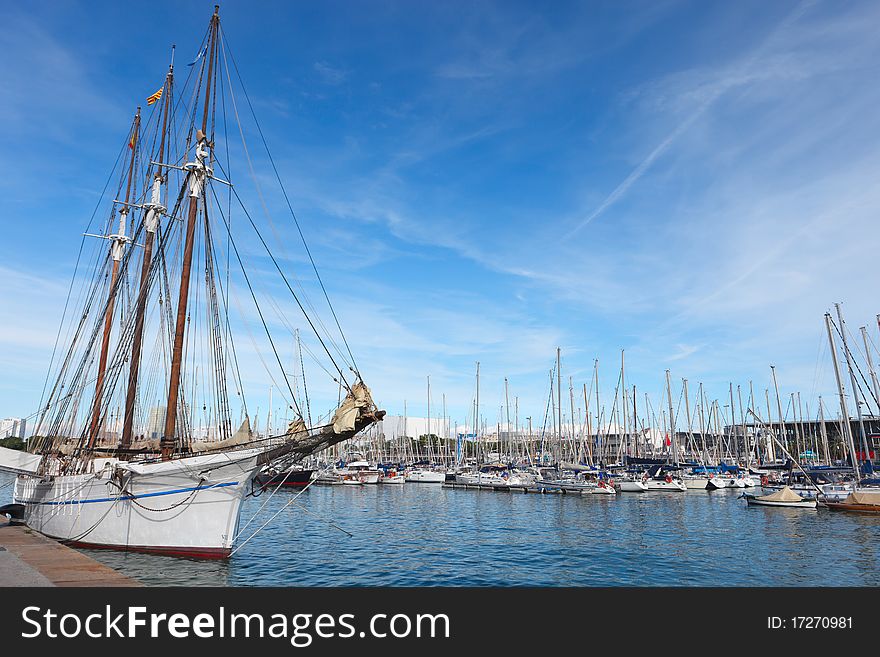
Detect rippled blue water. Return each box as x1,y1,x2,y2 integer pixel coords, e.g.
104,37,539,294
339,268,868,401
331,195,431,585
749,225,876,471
65,483,880,586
3,470,879,586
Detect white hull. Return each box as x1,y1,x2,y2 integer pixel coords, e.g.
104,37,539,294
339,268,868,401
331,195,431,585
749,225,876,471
745,496,817,509
643,478,687,491
380,473,406,484
406,469,445,483
683,476,710,490
454,472,534,487
537,479,616,495
617,480,649,493
13,449,264,558
335,467,382,484
706,476,728,490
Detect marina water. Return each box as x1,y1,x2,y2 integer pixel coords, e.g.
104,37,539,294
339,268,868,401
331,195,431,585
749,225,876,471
5,470,876,586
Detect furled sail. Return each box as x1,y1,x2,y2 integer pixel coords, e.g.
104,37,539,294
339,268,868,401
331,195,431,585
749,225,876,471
259,382,384,466
0,445,42,475
191,416,253,453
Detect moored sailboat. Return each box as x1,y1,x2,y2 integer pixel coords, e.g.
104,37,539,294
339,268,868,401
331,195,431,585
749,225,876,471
1,7,384,558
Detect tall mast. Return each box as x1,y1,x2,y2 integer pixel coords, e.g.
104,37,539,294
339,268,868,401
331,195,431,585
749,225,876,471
442,393,447,465
695,382,707,463
770,365,787,461
632,384,638,458
835,303,870,464
475,361,480,461
87,108,140,449
556,347,562,452
665,370,677,464
583,383,593,465
737,385,750,467
728,384,737,462
504,378,511,462
568,376,576,463
162,7,220,459
818,396,830,464
683,379,695,461
620,350,627,457
594,359,600,460
427,375,431,461
860,326,880,415
122,59,174,452
764,388,775,462
825,312,860,481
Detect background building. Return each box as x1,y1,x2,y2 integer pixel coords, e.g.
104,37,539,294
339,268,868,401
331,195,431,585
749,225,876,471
0,417,27,439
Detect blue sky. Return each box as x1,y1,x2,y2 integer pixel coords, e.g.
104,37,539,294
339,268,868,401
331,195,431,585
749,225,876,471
2,0,880,432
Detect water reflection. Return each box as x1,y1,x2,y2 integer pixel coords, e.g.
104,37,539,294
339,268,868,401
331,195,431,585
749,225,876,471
3,470,879,586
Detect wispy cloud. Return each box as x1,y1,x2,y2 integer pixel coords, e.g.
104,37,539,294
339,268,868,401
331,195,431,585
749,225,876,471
313,60,349,85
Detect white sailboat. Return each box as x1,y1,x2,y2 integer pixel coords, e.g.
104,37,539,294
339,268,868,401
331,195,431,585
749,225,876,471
1,8,384,558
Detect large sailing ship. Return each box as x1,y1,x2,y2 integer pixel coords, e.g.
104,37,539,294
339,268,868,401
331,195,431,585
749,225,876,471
0,6,383,558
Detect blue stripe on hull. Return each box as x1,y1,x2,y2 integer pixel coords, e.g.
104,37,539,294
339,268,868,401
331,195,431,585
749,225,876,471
19,481,240,506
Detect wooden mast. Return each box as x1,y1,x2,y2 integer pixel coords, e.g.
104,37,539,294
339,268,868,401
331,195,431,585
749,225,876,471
87,108,140,449
162,6,220,460
121,59,174,453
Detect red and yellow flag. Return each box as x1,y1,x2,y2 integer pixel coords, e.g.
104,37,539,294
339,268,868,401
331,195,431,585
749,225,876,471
128,132,136,150
146,86,163,106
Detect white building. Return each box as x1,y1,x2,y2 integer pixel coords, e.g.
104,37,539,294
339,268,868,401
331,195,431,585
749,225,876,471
380,415,450,441
0,417,27,439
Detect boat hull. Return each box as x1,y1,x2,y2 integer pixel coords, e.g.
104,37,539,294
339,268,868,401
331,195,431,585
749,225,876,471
824,502,880,514
255,469,314,488
406,470,445,483
617,480,649,492
13,450,263,559
644,479,687,491
745,496,817,509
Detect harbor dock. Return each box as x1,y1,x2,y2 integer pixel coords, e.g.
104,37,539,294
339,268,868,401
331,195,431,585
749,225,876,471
0,517,140,587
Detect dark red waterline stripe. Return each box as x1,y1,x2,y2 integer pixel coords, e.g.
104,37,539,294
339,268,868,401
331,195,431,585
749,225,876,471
67,540,231,560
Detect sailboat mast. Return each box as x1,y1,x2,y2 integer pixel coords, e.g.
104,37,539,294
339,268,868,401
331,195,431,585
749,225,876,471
504,377,511,462
835,303,870,464
632,385,638,458
556,347,562,454
770,365,787,461
567,377,575,462
620,350,627,457
475,362,480,462
427,375,431,462
162,7,220,459
860,326,880,414
737,385,750,467
665,370,677,464
122,61,174,452
818,396,830,464
88,109,140,449
825,312,860,481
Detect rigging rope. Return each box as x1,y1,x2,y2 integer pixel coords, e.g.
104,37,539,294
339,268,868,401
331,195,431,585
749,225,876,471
220,28,361,381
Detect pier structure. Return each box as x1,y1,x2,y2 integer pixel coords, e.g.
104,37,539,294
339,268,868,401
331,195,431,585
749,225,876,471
0,517,140,587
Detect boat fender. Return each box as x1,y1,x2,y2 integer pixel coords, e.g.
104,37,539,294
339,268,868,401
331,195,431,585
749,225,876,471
0,503,25,523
